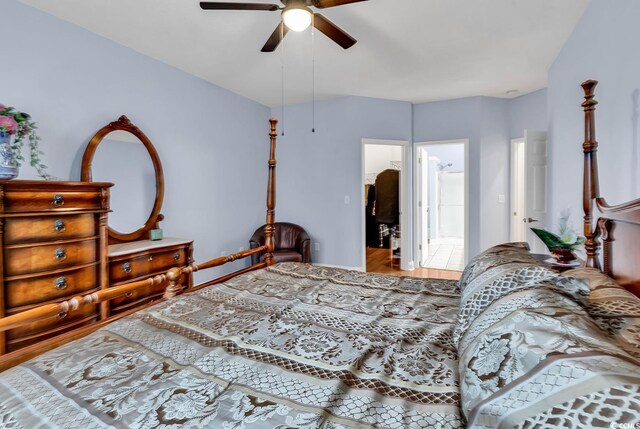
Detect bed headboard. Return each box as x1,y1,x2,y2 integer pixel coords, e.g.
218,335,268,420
582,80,640,297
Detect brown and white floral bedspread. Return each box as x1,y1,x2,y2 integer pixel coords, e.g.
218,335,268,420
0,263,463,429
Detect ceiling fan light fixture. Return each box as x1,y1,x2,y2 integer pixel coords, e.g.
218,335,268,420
283,7,312,32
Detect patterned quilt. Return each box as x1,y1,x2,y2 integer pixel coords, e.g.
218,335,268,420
455,243,640,428
0,263,464,429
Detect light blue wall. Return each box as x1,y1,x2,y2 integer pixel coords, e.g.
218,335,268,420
548,0,640,229
508,89,548,140
274,93,535,268
413,93,548,257
480,97,511,249
0,0,271,280
414,97,486,257
271,96,412,268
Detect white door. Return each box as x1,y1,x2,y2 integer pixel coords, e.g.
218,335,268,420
523,130,548,253
417,149,430,265
427,157,439,241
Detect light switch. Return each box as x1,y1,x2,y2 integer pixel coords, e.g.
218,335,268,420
498,194,505,203
344,195,350,204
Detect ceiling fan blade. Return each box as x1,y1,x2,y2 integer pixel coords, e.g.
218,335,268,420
312,0,367,9
200,2,279,11
261,21,289,52
312,13,356,49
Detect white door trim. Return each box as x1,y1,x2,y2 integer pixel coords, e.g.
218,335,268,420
413,139,469,267
361,139,412,271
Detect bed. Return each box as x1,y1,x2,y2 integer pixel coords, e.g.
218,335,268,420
0,82,639,428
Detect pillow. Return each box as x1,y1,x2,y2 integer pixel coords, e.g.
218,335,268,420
457,242,538,294
562,267,632,293
561,267,640,320
562,268,640,359
454,266,590,351
456,252,640,427
563,267,621,289
452,243,590,347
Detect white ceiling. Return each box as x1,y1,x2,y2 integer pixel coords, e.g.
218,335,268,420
20,0,588,107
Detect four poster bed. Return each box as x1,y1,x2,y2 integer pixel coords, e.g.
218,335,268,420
0,82,639,428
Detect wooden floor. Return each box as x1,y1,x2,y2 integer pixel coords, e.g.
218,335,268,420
366,247,462,280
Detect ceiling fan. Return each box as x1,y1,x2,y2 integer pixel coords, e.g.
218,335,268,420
199,0,367,52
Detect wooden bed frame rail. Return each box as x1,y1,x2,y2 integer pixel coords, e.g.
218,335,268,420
0,118,279,370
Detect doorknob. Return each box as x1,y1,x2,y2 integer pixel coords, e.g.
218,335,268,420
523,217,539,223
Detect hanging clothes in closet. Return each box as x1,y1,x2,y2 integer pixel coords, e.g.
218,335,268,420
374,169,400,249
375,169,399,225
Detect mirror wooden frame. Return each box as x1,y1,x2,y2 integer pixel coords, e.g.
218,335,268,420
81,115,165,243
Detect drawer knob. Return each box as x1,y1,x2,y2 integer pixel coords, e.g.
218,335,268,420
57,311,68,320
54,248,67,261
122,262,132,274
51,194,65,207
55,276,68,290
173,253,180,261
53,219,66,232
148,256,153,261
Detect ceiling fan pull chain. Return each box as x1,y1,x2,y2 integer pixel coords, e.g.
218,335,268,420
312,14,316,133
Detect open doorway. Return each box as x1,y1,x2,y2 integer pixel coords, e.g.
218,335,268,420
414,140,468,271
362,139,409,273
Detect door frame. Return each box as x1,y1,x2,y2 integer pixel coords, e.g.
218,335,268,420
361,139,412,271
413,139,469,268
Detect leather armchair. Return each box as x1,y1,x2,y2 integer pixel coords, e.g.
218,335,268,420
249,222,311,265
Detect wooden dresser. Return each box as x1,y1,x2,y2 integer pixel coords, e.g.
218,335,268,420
0,180,111,354
107,238,193,316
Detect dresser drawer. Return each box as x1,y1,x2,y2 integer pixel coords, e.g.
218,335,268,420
109,247,187,284
5,265,98,309
2,190,102,213
6,304,99,352
110,273,188,316
4,214,96,244
5,239,97,277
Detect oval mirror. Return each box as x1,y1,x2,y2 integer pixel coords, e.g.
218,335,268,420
81,116,164,243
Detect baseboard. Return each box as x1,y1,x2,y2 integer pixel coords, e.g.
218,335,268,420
313,263,365,272
314,262,419,272
405,260,415,271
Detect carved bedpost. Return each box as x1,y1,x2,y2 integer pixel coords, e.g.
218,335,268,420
582,80,601,269
264,118,278,266
163,268,183,299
